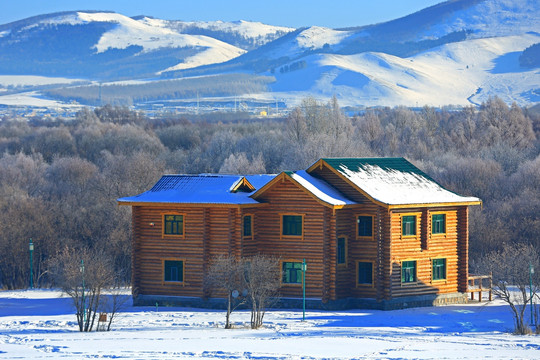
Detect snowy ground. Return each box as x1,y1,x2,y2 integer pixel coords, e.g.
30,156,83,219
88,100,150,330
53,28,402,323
1,290,539,359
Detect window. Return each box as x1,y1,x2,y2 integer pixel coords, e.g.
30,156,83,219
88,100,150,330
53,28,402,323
357,262,373,285
402,216,416,236
164,214,184,236
164,260,184,282
282,261,302,284
282,215,302,236
432,258,447,281
401,260,417,283
243,215,252,237
337,237,347,265
357,216,373,237
432,214,446,235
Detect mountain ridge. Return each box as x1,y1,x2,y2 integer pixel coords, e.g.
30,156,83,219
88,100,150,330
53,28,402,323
0,0,538,109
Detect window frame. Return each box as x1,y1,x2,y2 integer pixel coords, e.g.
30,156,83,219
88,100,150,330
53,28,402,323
337,236,348,266
432,258,447,282
400,213,421,238
431,212,447,236
356,214,374,239
280,213,304,238
162,213,185,238
281,260,303,286
162,258,185,284
243,214,253,238
356,261,374,287
401,260,417,284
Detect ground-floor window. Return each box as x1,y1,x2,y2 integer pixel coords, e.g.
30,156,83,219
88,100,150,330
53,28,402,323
282,261,302,284
432,258,447,281
401,260,417,283
357,261,373,285
163,260,184,282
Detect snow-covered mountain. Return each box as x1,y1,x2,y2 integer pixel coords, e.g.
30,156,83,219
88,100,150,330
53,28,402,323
0,0,539,109
0,11,288,79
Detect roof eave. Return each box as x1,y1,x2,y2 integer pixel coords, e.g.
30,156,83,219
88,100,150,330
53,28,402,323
117,201,268,208
386,200,483,210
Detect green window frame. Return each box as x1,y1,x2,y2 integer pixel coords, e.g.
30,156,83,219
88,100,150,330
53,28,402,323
357,262,373,285
401,260,417,283
337,237,347,265
282,261,302,284
432,258,447,281
432,214,446,234
402,215,416,236
164,260,184,282
243,215,252,237
357,216,373,237
164,215,184,236
282,215,302,236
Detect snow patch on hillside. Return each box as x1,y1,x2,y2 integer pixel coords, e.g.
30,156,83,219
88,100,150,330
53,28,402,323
420,0,540,39
74,12,245,57
141,17,293,39
160,46,247,73
271,32,540,107
296,26,351,49
0,75,85,86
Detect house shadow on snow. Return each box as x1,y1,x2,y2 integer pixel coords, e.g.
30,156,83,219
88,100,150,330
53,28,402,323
303,303,515,334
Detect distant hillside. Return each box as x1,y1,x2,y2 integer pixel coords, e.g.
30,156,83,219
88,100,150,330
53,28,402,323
0,0,539,109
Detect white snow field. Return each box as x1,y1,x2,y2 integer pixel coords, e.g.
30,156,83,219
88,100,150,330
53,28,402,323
1,290,539,359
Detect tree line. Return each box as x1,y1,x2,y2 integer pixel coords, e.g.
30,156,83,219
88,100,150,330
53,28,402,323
0,97,539,293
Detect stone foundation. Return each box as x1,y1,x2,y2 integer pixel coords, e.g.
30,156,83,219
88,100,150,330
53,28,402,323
134,292,469,311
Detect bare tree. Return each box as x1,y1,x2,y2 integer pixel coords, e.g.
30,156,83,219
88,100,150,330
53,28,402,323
219,152,266,175
48,246,117,332
244,255,281,329
204,255,248,329
475,243,540,334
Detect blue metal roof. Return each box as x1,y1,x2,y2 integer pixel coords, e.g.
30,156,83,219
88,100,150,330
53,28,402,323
117,174,276,205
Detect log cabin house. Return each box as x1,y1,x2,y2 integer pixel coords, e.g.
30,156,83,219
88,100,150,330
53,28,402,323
118,158,481,310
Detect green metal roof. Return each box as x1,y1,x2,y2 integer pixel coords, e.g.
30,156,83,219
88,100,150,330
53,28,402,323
316,157,481,206
321,157,436,182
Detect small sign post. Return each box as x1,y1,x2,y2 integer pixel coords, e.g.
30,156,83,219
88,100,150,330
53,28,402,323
29,239,34,289
530,264,534,327
302,259,307,321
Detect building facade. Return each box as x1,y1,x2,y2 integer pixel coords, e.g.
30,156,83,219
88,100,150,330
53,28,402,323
118,158,481,309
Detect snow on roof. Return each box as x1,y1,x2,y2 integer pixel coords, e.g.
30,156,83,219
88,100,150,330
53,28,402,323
291,170,355,206
330,158,481,206
117,174,275,205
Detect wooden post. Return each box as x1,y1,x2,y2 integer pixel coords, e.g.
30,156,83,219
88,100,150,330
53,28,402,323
489,272,493,301
478,277,483,302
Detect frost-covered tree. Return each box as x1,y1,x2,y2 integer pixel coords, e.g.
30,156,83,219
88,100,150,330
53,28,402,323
475,243,540,334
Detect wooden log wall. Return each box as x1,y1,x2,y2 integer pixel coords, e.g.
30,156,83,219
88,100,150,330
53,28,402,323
254,177,330,300
308,166,372,204
389,207,461,298
457,206,469,293
131,205,246,298
333,203,391,301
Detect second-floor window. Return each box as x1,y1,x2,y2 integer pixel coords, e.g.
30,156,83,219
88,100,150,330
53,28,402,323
402,215,416,236
337,237,347,265
243,215,252,237
164,214,184,236
357,216,373,237
282,215,302,236
432,214,446,234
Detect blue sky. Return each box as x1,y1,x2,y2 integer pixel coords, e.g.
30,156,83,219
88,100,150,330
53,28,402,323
2,0,443,28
